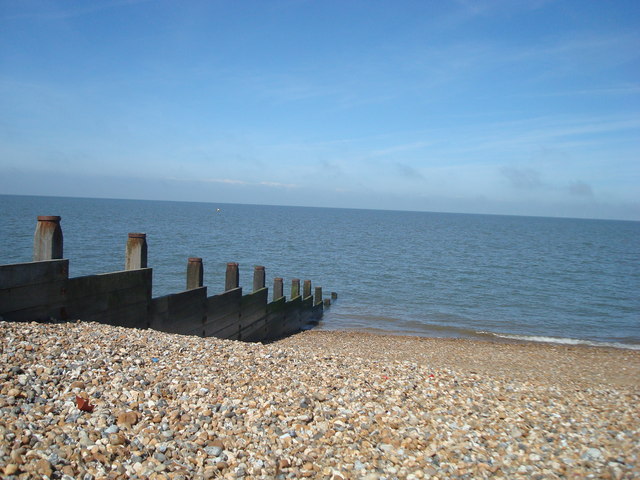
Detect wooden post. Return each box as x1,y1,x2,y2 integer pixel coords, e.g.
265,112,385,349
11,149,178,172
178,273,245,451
253,266,265,292
331,292,338,300
273,277,284,301
303,280,312,299
291,279,300,298
186,257,203,290
323,298,331,307
125,233,148,270
33,216,63,261
314,286,322,306
225,262,239,291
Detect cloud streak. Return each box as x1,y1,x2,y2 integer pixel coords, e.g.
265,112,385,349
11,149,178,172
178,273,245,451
199,178,299,189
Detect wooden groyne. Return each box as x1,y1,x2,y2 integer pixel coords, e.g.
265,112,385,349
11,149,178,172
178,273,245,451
0,216,334,342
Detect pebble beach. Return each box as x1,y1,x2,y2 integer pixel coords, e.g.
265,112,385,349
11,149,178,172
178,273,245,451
1,321,638,479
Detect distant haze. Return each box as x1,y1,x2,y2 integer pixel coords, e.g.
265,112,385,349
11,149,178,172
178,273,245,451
1,1,639,220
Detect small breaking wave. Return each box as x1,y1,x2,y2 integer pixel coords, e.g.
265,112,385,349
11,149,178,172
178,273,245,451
478,332,640,350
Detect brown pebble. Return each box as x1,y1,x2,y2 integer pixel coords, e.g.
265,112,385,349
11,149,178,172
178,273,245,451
7,388,21,397
117,411,139,427
109,433,127,446
4,464,19,476
62,465,75,476
210,438,225,449
34,458,53,477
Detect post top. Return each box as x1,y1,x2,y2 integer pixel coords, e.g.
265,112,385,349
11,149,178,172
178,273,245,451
37,215,61,222
188,257,202,262
254,265,265,271
227,262,239,267
128,233,146,239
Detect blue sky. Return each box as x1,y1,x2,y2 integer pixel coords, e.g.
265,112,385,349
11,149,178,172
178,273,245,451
1,0,639,220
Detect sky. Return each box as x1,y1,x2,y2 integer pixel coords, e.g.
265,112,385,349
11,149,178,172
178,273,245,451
1,0,639,220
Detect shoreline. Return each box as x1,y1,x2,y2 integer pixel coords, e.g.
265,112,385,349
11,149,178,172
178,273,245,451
316,322,640,351
1,321,638,479
279,329,640,388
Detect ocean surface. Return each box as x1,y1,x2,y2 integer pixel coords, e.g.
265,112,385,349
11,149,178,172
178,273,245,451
1,194,639,349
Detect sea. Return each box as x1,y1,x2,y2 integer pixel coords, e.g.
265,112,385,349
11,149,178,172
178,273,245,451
1,194,639,349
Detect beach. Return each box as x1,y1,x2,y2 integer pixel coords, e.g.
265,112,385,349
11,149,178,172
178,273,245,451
1,321,638,479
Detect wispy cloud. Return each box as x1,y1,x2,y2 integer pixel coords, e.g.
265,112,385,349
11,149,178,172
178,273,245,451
369,141,434,158
199,178,298,189
258,181,298,189
203,178,248,185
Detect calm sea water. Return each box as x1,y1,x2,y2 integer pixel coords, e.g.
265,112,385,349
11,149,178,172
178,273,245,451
1,194,639,349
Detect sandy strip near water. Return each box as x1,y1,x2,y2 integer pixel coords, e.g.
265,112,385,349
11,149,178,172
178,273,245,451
275,330,640,388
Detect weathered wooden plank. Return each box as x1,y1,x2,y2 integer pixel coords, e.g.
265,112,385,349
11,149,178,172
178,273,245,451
63,269,152,326
0,259,69,289
207,288,242,312
263,296,288,340
65,269,152,299
241,288,268,308
0,279,66,313
301,296,313,309
204,288,242,337
241,317,268,342
64,282,151,319
78,300,149,329
266,296,287,314
239,288,268,327
300,302,323,329
208,320,241,340
149,287,207,335
282,294,303,336
0,303,66,323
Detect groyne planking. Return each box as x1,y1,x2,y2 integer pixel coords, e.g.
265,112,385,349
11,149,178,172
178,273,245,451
0,216,330,342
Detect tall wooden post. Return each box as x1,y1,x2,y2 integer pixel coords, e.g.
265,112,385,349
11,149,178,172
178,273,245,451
273,277,284,301
253,266,265,292
33,216,63,261
125,233,148,270
187,257,204,290
303,280,312,299
314,286,322,306
291,279,300,298
225,262,239,291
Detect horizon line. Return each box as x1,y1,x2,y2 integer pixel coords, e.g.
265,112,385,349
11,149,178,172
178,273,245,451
2,192,637,224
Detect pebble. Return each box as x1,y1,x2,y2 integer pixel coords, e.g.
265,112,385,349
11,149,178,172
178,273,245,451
205,446,223,457
104,425,119,434
0,320,638,480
